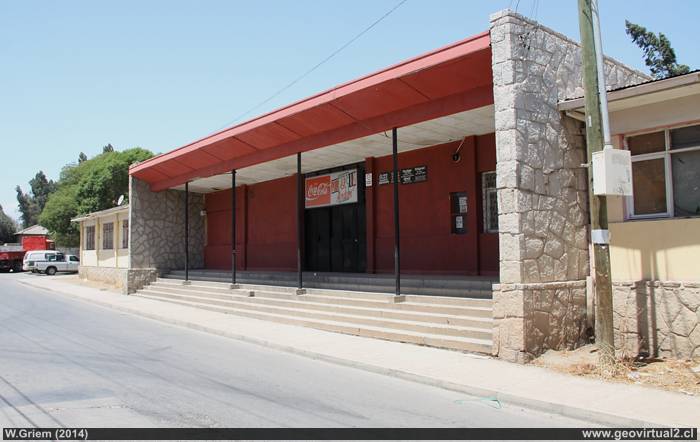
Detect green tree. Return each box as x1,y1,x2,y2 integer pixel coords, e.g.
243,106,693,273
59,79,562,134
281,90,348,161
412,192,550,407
0,204,17,244
38,186,79,246
15,170,57,228
78,152,88,163
15,185,39,228
40,147,153,246
102,143,114,153
625,21,690,79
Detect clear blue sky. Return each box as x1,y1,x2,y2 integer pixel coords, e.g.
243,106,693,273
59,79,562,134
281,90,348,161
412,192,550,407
1,0,698,222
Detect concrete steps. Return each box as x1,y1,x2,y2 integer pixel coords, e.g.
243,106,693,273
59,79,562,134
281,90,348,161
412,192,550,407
134,277,494,354
164,270,495,298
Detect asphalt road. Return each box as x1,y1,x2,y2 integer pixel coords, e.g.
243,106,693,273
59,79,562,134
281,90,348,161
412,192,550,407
0,273,594,428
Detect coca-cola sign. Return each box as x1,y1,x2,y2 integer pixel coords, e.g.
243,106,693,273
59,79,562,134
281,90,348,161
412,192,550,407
305,169,358,208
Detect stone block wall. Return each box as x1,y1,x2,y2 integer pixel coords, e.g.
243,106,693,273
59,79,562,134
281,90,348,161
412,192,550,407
613,281,700,359
493,281,588,363
79,265,158,295
79,266,127,292
489,10,649,362
129,176,205,275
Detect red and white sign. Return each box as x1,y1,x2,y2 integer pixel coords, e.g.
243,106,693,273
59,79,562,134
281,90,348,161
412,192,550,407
305,169,358,208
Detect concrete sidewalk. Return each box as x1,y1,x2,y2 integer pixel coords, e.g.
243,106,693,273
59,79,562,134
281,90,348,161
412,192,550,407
19,275,700,428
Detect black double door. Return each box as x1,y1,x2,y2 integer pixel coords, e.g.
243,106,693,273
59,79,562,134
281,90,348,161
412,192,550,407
305,203,365,273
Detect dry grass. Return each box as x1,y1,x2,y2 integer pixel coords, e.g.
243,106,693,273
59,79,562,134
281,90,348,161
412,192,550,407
532,344,700,396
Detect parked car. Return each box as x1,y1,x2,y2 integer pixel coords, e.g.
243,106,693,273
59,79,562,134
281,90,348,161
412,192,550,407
35,254,80,275
23,250,60,272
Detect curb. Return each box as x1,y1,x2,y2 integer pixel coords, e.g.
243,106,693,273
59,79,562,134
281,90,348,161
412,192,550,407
18,278,667,428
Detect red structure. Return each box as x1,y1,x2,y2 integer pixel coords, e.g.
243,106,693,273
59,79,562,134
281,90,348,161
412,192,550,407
130,30,498,282
0,225,54,272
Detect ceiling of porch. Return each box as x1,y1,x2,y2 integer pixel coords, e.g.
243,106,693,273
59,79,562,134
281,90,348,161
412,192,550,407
173,104,495,193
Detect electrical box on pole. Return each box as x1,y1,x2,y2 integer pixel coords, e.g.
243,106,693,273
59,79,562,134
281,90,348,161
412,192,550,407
591,148,633,196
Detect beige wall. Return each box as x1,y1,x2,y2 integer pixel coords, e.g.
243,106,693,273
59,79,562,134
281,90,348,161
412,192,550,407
610,218,700,281
606,92,700,282
79,210,129,269
609,92,700,136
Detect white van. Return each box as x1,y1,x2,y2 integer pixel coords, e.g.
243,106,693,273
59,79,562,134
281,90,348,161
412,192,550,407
23,250,60,272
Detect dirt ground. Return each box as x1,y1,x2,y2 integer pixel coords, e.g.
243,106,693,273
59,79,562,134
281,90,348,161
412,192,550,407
532,344,700,396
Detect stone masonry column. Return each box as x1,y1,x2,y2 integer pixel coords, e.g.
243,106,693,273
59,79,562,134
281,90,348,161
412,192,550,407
489,10,648,362
126,176,206,293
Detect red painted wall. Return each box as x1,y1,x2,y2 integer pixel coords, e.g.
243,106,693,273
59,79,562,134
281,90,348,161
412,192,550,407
205,176,297,271
204,186,247,270
368,135,497,275
203,133,498,276
21,236,52,251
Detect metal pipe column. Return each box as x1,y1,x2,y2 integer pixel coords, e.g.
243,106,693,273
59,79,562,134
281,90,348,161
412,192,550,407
231,170,237,285
184,181,189,282
392,127,401,297
296,152,303,290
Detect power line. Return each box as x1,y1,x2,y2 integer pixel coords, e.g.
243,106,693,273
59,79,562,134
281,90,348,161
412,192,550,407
211,0,409,134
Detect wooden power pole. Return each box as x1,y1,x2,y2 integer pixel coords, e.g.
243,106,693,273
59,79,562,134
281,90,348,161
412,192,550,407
578,0,616,368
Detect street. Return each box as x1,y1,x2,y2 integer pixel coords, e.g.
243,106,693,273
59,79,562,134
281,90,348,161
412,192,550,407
0,273,594,428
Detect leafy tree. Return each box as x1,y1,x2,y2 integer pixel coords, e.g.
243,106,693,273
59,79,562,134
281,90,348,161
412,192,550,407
625,21,690,79
38,186,79,246
102,143,114,153
39,147,153,246
15,171,56,228
78,152,88,163
15,186,39,228
0,205,17,244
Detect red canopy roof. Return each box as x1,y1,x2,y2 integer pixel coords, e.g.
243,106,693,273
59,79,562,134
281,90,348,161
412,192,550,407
131,31,493,192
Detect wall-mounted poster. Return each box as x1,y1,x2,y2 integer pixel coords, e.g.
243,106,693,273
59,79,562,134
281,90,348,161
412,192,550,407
305,169,358,208
378,172,391,185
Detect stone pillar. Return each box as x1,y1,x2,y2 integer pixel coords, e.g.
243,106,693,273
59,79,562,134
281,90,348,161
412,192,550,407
489,10,649,362
127,176,205,293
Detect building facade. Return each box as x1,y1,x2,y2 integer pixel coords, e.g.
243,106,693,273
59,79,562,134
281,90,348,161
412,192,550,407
97,10,699,361
560,71,700,359
72,205,153,294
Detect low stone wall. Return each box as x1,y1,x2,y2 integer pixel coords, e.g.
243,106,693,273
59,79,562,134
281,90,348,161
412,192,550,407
613,281,700,359
79,265,158,295
126,268,159,294
493,280,588,363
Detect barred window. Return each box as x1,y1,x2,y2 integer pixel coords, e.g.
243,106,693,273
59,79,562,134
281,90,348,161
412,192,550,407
482,171,499,233
103,222,114,250
121,220,129,249
84,225,95,250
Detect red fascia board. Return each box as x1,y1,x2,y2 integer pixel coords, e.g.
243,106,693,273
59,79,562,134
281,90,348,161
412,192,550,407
144,84,493,191
130,31,490,177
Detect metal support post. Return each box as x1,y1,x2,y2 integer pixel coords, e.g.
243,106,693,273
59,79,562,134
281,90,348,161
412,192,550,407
231,170,237,286
296,152,304,293
184,181,189,283
392,128,401,298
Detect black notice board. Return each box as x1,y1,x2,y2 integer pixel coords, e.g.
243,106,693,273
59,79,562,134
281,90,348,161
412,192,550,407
377,172,391,185
400,165,427,184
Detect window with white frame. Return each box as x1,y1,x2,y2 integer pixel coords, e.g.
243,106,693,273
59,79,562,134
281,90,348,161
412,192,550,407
482,171,499,233
626,123,700,219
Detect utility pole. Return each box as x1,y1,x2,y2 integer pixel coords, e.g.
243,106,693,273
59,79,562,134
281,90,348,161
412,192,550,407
578,0,615,369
